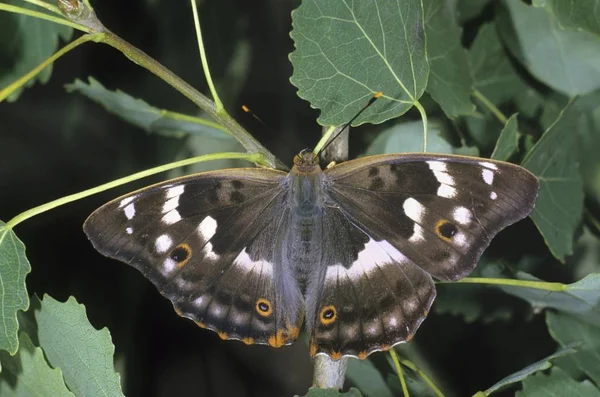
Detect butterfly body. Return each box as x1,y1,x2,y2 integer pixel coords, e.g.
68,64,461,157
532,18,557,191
84,151,539,359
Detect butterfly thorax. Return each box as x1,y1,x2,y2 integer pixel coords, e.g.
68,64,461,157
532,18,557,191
287,150,326,286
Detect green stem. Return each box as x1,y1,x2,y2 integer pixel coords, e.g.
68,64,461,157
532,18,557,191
99,32,284,170
473,90,508,125
22,0,63,15
0,2,89,32
413,100,428,152
160,110,229,134
390,350,410,397
314,126,337,154
453,277,567,291
400,358,445,397
0,34,96,102
190,0,224,112
4,152,261,230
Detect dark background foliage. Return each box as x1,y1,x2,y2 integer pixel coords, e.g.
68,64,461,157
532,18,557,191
0,0,597,396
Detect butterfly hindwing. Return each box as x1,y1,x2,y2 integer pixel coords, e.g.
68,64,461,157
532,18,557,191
84,168,303,346
325,153,539,281
305,207,436,359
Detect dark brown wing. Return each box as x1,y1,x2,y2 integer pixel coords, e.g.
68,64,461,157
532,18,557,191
84,168,303,347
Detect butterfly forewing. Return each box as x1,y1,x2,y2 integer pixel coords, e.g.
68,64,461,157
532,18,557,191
84,168,304,346
324,153,539,281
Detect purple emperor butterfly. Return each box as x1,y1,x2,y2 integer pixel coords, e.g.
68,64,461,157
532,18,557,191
84,150,539,359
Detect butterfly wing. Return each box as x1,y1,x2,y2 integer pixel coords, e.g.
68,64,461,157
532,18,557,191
305,153,539,358
325,153,539,281
305,206,436,359
84,168,303,347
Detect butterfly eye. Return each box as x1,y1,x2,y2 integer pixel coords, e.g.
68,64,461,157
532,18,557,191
435,220,458,241
319,305,337,325
170,244,192,267
256,298,273,317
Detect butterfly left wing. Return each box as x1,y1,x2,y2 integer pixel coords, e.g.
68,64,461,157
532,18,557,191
84,168,304,347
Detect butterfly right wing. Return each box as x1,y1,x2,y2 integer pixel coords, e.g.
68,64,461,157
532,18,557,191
84,168,303,347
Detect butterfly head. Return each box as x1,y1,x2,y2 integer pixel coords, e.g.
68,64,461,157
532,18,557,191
293,149,321,174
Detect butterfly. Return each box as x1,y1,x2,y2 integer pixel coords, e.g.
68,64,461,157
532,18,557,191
84,149,539,360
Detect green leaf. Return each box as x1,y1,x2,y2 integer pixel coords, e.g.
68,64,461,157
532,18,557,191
499,0,600,97
346,358,393,397
498,273,600,327
516,367,600,397
468,22,525,105
364,121,451,155
423,0,474,118
521,100,583,261
434,262,514,323
533,0,600,38
0,332,74,397
491,113,519,161
0,222,30,355
481,344,577,395
547,311,600,385
289,0,428,126
298,387,363,397
65,77,230,140
0,0,73,101
32,295,124,397
364,120,477,156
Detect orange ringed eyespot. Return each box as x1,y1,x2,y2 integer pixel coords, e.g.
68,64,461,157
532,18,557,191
319,305,337,325
170,243,192,267
256,298,272,317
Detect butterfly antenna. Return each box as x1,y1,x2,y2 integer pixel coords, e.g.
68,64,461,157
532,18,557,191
319,91,382,154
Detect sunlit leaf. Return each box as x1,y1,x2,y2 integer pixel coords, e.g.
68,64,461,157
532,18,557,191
547,311,600,385
517,367,600,396
66,77,230,140
32,295,124,397
499,0,600,97
522,100,584,261
0,332,74,397
481,344,577,395
423,0,474,118
491,113,518,161
0,0,73,101
532,0,600,37
290,0,428,126
0,222,30,355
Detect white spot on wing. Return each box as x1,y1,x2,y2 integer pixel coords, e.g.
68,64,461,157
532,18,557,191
427,161,447,172
155,234,173,254
482,169,494,185
453,232,467,247
453,207,472,225
198,216,218,240
233,248,273,275
403,198,426,222
193,295,205,307
409,224,425,243
119,196,136,208
162,258,177,274
162,210,182,225
326,239,408,281
490,191,498,200
126,227,133,235
163,196,179,213
203,242,219,261
166,185,185,198
438,184,457,198
124,203,136,220
480,161,498,170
